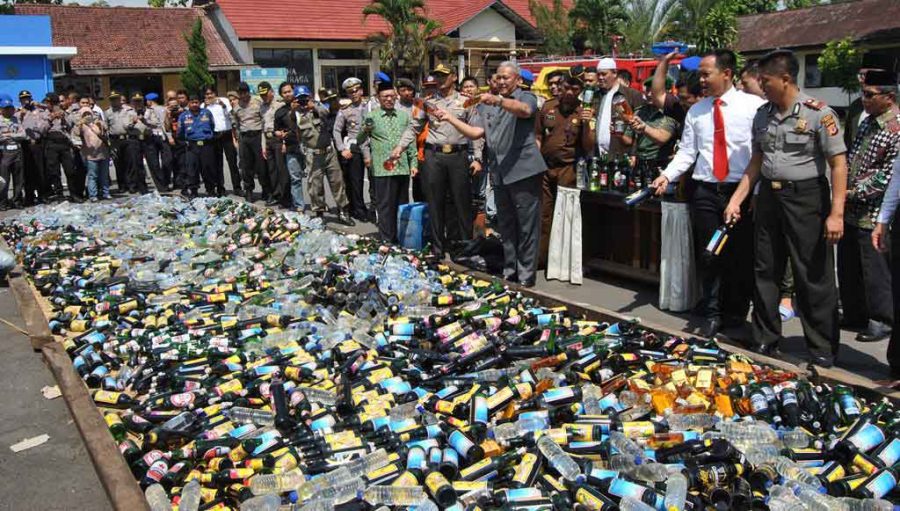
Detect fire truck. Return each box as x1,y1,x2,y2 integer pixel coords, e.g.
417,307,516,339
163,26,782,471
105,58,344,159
518,55,684,98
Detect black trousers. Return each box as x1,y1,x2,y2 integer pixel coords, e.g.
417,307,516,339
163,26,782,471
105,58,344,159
838,222,893,326
142,137,164,191
184,140,217,192
752,178,838,356
372,174,409,243
172,140,186,190
412,172,426,203
888,224,900,375
44,137,77,198
214,132,240,192
265,137,289,200
122,138,146,192
691,183,754,321
494,173,542,285
0,147,24,204
21,140,45,202
422,150,472,255
239,132,269,196
342,150,368,219
72,149,85,197
109,137,129,192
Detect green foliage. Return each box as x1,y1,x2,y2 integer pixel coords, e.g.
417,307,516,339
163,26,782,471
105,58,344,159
0,0,62,14
818,37,863,95
180,18,214,96
148,0,189,6
570,0,629,53
620,0,678,54
530,0,573,56
364,0,445,81
785,0,828,9
728,0,777,15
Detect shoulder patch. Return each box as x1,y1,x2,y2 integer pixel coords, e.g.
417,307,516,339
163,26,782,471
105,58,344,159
821,113,839,136
803,99,826,110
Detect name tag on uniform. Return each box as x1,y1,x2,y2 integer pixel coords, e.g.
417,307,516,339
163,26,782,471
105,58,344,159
5,144,17,151
196,140,204,146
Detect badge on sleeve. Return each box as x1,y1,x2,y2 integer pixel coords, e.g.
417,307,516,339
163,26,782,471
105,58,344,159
821,114,838,136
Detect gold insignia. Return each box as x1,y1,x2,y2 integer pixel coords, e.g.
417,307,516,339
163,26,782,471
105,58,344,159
822,114,838,137
795,118,807,132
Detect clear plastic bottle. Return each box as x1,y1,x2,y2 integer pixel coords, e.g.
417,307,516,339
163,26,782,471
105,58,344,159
389,401,422,420
631,461,669,482
228,406,275,426
839,497,894,511
619,497,657,511
582,384,605,415
311,478,365,503
609,431,645,459
772,456,826,493
363,486,427,505
144,483,170,511
179,479,202,511
782,479,838,510
537,435,583,483
250,468,306,495
664,468,688,511
780,429,811,450
240,494,282,511
298,387,337,406
492,416,546,443
665,413,720,430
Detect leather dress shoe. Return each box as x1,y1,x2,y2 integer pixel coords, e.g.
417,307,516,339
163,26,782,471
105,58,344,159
244,190,254,202
337,210,355,226
856,320,892,342
807,354,835,368
265,197,279,207
700,318,721,339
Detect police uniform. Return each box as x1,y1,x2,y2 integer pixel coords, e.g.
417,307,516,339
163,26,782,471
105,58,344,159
127,94,151,193
143,94,174,192
397,87,481,256
18,91,48,202
261,90,288,205
0,104,26,207
177,107,216,196
298,94,349,214
751,93,846,358
45,98,80,199
105,92,138,193
232,95,270,201
333,77,370,221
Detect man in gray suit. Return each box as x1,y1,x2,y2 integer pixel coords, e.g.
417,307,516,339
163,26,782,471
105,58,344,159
435,61,547,287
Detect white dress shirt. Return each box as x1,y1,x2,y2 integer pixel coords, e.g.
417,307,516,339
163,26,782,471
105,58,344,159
877,154,900,224
662,86,766,183
203,98,232,133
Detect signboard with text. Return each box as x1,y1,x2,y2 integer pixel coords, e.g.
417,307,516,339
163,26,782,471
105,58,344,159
239,68,288,94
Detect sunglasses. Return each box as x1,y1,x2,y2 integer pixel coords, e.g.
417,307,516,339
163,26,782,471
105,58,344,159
862,90,890,99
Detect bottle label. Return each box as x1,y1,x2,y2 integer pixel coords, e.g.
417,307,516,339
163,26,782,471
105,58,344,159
407,447,426,471
851,453,879,475
93,390,122,405
503,488,543,501
864,470,898,499
459,457,492,479
608,477,647,500
425,471,450,493
781,390,799,407
513,453,539,485
847,423,886,453
575,487,610,510
541,387,575,405
749,393,769,414
876,438,900,466
393,471,420,487
621,421,655,438
145,460,168,483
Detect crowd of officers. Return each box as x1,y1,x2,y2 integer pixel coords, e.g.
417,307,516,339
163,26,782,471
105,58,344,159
1,50,899,377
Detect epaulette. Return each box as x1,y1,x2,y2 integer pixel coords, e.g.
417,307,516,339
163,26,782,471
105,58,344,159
803,99,826,110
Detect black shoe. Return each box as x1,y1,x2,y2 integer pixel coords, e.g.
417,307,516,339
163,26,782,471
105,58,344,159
746,342,781,358
265,197,279,207
70,195,85,203
180,189,192,199
519,280,536,288
337,211,355,226
856,320,892,343
244,190,254,202
807,354,835,369
700,318,722,339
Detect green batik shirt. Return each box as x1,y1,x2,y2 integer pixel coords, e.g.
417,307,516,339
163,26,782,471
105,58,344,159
358,108,417,178
624,105,679,162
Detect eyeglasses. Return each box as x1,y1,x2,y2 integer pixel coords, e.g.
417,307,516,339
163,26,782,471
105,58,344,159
862,90,890,99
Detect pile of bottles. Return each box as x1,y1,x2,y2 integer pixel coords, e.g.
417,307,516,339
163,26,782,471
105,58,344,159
2,195,900,511
577,156,659,198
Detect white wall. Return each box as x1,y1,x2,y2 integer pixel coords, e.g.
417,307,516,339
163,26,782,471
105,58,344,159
459,8,516,45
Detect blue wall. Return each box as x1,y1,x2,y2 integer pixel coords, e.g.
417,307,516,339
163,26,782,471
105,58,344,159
0,16,54,102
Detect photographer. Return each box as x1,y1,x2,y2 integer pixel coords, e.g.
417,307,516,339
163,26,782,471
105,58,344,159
74,106,110,201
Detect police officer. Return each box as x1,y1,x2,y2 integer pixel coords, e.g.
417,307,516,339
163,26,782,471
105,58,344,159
333,77,371,222
232,82,269,202
44,93,80,201
260,81,287,206
0,94,25,209
105,90,136,194
297,87,354,225
144,92,175,192
127,93,151,194
723,50,847,367
177,93,217,198
393,63,482,258
17,90,48,204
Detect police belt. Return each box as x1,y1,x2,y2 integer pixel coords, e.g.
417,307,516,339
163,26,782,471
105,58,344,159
0,140,19,151
762,176,826,192
307,146,333,155
695,181,739,194
425,143,468,154
187,139,211,147
241,130,262,137
110,134,128,141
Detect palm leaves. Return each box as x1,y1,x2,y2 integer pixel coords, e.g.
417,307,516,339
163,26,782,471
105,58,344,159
363,0,445,80
569,0,630,53
620,0,678,54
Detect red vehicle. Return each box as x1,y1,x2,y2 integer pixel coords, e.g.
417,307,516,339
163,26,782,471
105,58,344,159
518,55,684,98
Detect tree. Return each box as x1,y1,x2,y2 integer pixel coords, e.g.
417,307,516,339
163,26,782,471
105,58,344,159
405,18,453,84
819,37,863,105
530,0,573,56
148,0,189,7
90,0,108,5
620,0,677,54
1,0,63,14
180,17,214,96
693,2,738,53
570,0,629,54
363,0,430,78
785,0,829,9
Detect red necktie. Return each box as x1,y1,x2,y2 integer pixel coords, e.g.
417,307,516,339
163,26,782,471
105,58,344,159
713,98,728,181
